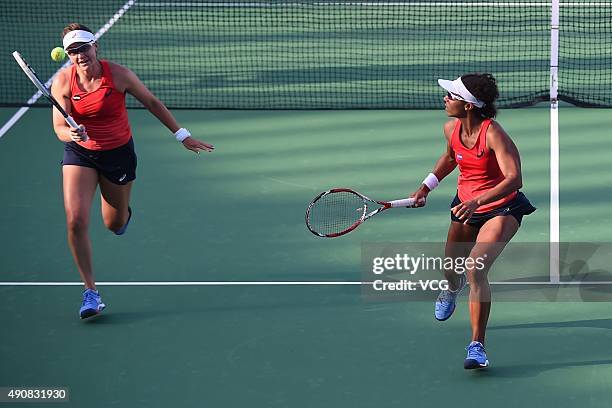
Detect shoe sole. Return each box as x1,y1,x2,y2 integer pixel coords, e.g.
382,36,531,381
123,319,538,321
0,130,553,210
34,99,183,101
80,305,106,320
464,359,489,369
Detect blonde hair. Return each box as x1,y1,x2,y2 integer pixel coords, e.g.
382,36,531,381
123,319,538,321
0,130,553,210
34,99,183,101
62,23,93,39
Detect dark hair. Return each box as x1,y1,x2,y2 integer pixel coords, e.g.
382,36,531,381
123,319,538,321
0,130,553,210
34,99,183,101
461,73,498,118
62,23,93,39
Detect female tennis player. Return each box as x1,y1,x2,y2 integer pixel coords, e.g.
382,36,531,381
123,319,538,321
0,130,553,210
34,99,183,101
50,23,214,319
409,73,535,369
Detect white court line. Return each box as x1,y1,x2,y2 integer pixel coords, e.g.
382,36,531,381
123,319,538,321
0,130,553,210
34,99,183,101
0,281,361,286
1,281,612,286
263,176,316,190
139,2,612,7
0,107,31,138
0,0,137,139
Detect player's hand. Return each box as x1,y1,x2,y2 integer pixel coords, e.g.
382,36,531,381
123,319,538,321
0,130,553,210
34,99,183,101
69,125,88,142
182,137,215,154
408,186,429,208
452,199,479,223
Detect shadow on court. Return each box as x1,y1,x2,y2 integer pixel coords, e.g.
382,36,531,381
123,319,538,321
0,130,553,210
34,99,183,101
78,291,365,326
491,318,612,331
480,318,612,377
474,359,612,379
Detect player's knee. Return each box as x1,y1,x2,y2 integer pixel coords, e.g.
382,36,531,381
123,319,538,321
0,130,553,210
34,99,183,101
467,268,488,285
66,212,89,233
103,218,123,233
103,214,128,233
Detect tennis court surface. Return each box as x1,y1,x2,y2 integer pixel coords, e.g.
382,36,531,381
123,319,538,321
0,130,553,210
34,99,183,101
2,108,612,407
2,1,612,407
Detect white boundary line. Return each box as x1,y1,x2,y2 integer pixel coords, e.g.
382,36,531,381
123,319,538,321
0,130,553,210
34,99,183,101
0,281,361,286
138,2,612,6
0,107,31,138
1,281,611,286
0,0,137,140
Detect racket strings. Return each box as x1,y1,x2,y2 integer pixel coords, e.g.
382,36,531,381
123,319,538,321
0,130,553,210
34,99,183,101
308,191,365,236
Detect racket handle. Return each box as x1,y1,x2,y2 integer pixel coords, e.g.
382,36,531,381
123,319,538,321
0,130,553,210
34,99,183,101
389,198,418,208
64,115,88,141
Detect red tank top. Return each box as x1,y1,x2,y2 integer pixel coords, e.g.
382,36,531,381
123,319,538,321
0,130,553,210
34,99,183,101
70,60,132,150
450,119,517,212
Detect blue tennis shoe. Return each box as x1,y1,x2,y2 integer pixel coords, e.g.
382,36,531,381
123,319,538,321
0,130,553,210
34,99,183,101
434,273,467,321
79,288,106,319
464,341,489,369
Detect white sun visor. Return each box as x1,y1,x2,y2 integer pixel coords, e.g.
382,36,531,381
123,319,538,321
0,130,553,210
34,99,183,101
63,30,96,50
438,77,485,108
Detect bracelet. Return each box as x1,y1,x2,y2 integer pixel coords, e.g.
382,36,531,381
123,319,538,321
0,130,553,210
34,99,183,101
422,173,439,191
174,128,191,142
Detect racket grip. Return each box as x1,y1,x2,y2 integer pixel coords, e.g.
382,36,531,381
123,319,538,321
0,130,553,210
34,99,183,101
389,198,417,208
65,116,88,141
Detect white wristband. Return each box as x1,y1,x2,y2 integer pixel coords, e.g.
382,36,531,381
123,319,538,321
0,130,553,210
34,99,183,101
174,128,191,142
422,173,439,191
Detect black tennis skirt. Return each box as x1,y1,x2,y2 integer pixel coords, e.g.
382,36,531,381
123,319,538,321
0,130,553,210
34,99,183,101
450,191,536,228
62,138,137,185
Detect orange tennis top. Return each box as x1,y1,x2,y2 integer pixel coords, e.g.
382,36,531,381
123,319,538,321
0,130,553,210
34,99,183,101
449,118,517,212
70,60,132,150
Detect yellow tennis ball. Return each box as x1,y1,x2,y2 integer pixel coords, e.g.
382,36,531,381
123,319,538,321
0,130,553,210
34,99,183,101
50,47,66,62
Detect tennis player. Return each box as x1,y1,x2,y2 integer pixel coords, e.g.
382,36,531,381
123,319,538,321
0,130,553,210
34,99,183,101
50,23,214,319
409,73,535,369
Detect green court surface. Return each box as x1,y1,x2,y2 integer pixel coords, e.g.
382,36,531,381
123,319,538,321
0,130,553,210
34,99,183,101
1,107,612,407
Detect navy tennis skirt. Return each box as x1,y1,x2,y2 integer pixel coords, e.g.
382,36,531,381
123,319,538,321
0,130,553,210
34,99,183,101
62,138,137,185
450,191,536,228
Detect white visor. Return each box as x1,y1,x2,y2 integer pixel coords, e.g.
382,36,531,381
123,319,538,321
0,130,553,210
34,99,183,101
63,30,96,50
437,77,485,108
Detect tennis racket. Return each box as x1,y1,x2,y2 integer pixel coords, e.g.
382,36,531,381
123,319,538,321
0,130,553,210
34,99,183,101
12,51,87,141
305,188,422,238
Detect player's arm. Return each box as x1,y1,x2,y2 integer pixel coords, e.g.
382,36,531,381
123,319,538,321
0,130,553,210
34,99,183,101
409,120,457,205
113,63,214,153
50,70,87,142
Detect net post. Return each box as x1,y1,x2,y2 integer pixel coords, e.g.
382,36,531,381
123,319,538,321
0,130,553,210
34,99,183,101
549,0,560,284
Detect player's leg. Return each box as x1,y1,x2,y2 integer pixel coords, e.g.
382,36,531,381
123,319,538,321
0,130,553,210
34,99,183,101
99,175,133,235
435,221,479,321
63,165,107,319
468,215,519,341
98,139,136,235
62,165,99,289
463,215,520,368
445,221,479,289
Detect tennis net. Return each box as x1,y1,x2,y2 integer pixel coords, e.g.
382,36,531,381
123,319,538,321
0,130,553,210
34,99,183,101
1,1,610,109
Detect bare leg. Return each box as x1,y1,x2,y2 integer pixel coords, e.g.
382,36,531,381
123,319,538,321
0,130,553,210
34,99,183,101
434,221,479,322
445,221,479,289
99,175,132,234
62,165,99,289
467,216,520,344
